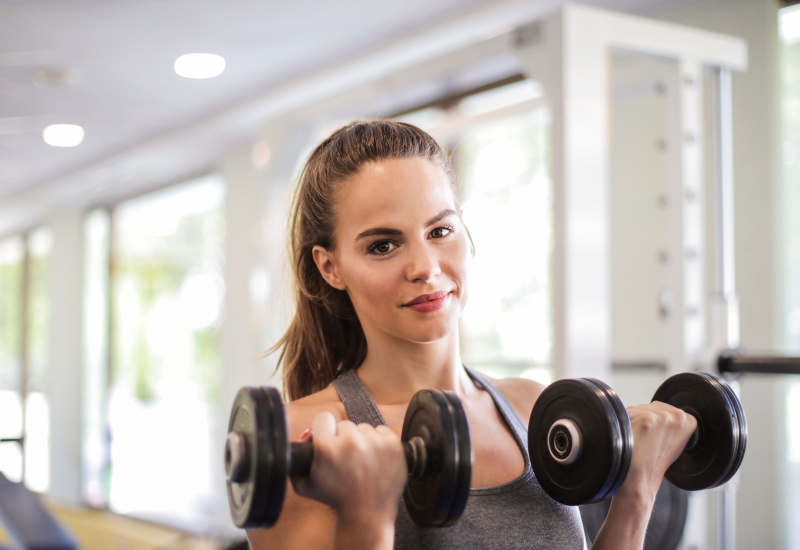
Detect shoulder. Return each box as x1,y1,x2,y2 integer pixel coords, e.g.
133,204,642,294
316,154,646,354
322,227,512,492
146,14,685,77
284,385,348,439
480,373,547,425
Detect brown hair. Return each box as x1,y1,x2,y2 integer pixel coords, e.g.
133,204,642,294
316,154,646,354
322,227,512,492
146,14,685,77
274,120,455,400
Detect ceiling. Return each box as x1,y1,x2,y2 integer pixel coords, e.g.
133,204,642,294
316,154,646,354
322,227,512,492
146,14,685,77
0,0,693,235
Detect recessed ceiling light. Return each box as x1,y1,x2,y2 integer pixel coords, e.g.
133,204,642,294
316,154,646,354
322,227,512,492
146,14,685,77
43,124,84,147
174,53,226,79
33,67,82,89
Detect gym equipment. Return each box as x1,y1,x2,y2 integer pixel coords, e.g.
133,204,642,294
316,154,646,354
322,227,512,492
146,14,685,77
527,379,632,505
580,478,689,550
225,386,472,529
717,348,800,376
652,372,746,491
528,371,746,505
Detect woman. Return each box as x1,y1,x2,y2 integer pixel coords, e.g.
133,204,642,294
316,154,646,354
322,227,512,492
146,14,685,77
246,120,696,550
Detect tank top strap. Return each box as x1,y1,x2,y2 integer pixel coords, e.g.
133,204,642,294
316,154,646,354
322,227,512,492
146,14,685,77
462,365,532,470
331,368,388,427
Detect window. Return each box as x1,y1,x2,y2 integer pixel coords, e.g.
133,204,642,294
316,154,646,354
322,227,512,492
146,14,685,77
0,228,52,491
25,229,52,492
85,175,226,529
457,110,553,383
0,237,24,480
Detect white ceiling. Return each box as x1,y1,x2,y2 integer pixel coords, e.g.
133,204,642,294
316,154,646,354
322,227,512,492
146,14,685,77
0,0,691,235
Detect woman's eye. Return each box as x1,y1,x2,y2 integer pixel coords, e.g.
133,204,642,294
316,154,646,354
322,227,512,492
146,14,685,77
429,226,454,239
368,241,397,255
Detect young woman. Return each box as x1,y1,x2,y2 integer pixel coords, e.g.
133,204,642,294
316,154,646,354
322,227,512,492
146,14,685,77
246,120,696,550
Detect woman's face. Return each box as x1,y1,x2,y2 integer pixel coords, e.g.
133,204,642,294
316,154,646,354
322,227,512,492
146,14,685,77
313,156,471,347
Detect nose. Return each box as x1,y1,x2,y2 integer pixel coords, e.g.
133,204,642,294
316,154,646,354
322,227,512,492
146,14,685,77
405,242,441,283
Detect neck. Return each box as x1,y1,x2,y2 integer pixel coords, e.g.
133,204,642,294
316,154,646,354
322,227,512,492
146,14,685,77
355,332,475,405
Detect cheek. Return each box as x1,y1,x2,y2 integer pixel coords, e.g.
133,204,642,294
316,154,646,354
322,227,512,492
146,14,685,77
346,261,397,305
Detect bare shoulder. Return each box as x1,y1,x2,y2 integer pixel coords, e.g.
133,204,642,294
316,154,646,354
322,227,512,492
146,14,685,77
482,374,547,424
284,385,348,439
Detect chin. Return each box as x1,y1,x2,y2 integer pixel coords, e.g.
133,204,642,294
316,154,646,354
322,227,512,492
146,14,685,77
405,322,459,345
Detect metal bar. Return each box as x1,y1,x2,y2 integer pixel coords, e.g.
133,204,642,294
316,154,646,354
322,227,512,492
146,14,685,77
711,67,741,350
712,67,736,301
718,353,800,375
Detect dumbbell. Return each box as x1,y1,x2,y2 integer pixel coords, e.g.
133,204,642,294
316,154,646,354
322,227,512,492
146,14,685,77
225,386,472,529
528,372,747,505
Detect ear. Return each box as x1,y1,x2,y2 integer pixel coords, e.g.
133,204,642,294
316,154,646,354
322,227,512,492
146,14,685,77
312,245,347,290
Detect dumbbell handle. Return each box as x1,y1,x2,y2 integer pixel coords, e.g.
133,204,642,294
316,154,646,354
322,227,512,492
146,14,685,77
290,436,429,478
289,441,314,476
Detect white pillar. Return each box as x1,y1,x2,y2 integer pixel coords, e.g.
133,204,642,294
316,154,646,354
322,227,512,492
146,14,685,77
46,208,85,503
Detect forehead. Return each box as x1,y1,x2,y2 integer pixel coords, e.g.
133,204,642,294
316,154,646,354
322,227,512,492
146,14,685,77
336,157,456,227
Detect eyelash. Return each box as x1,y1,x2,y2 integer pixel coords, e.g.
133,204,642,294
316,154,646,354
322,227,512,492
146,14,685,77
366,225,455,256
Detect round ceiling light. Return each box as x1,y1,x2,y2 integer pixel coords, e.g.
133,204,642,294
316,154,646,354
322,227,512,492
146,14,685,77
43,124,85,147
174,53,226,79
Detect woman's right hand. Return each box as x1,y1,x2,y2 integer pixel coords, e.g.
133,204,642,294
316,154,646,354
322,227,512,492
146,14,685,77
291,412,407,529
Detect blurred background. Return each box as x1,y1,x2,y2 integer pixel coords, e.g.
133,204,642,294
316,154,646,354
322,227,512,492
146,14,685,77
0,0,798,548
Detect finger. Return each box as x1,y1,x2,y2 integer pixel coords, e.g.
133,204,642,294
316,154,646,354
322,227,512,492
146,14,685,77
356,422,377,434
374,424,397,437
336,419,358,436
646,400,681,412
311,412,337,441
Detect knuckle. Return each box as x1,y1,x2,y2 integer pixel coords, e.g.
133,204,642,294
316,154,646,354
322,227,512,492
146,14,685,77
338,419,356,431
634,410,657,430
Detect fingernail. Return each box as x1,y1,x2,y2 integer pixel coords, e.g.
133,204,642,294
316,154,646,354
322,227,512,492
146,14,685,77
299,427,313,441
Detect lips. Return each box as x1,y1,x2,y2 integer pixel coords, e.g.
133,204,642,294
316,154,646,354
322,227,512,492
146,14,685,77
403,290,451,312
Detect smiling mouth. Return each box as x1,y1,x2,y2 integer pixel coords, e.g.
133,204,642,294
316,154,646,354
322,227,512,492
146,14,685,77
403,290,450,308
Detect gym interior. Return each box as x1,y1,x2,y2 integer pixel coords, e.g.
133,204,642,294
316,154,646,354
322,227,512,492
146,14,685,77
1,0,799,548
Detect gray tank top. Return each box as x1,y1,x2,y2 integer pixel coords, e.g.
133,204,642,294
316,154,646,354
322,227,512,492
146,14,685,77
331,367,586,550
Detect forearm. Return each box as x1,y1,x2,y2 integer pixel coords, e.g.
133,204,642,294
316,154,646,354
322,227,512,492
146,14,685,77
334,509,396,550
590,484,656,550
246,505,396,550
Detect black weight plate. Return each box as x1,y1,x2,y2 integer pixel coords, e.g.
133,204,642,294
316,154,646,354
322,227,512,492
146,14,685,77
529,378,630,505
584,378,633,501
226,386,289,528
700,372,747,484
652,372,740,491
579,478,689,550
403,389,472,526
439,390,473,525
714,374,748,484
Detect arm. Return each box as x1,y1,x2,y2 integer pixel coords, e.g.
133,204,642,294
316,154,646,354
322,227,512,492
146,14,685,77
246,405,406,550
246,458,397,550
591,402,697,550
494,375,696,550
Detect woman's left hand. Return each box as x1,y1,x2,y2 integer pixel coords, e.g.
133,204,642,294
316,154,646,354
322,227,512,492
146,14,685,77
618,401,698,503
592,401,697,550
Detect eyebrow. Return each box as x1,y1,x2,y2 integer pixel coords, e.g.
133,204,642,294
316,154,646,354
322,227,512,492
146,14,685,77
354,208,457,241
